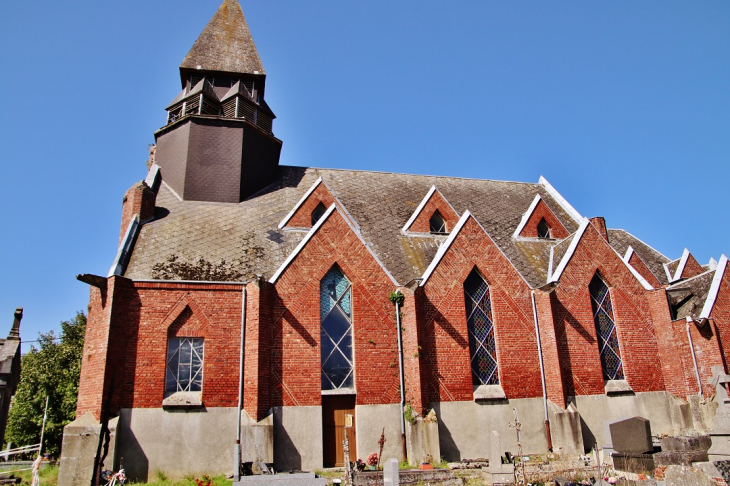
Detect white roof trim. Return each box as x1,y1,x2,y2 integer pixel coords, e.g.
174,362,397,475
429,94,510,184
401,185,459,233
700,254,728,320
108,216,140,277
672,248,691,282
278,177,323,229
269,204,397,286
548,245,555,279
420,211,532,288
548,219,590,283
663,262,674,282
623,246,635,263
420,211,471,286
613,247,654,291
145,163,161,191
538,176,582,224
709,257,719,271
512,195,542,239
161,180,183,202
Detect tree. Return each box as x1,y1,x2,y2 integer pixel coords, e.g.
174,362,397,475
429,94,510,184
5,312,86,457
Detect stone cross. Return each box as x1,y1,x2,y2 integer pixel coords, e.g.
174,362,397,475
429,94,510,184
383,458,399,485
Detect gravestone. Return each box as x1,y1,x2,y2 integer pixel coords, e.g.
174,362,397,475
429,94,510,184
707,365,730,460
383,458,399,485
482,430,514,484
609,417,653,454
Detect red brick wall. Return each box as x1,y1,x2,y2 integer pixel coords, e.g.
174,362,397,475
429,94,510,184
270,209,400,407
550,225,665,396
535,291,569,408
405,190,460,233
519,199,569,239
628,253,662,288
285,182,338,228
679,253,706,280
418,216,542,404
707,266,730,371
244,280,274,421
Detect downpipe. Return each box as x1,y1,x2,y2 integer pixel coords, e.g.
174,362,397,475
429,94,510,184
531,291,553,451
394,292,408,462
234,287,247,481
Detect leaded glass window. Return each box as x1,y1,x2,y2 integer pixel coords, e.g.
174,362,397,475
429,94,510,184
589,274,624,381
165,337,204,397
464,269,499,386
430,210,447,234
312,202,327,226
321,266,354,390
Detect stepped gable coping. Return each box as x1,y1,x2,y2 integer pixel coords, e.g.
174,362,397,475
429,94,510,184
700,254,729,320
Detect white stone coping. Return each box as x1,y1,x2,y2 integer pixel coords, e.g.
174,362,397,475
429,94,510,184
473,384,507,400
604,379,633,395
321,388,356,395
162,391,203,408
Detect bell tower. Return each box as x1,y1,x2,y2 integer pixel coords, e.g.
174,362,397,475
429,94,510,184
154,0,282,203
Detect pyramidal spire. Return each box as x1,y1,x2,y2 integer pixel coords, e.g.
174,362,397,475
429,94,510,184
181,0,265,76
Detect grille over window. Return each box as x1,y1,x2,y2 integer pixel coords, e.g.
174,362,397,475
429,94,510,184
320,265,354,390
589,274,624,381
537,218,551,238
430,210,447,234
464,269,499,386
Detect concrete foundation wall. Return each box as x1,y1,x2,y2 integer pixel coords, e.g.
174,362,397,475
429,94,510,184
117,407,239,481
573,391,691,450
272,406,322,472
355,404,403,463
434,398,549,461
58,414,118,486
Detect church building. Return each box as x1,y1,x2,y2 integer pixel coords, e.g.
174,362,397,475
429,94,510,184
62,0,730,482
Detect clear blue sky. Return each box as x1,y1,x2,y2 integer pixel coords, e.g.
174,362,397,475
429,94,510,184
1,1,728,351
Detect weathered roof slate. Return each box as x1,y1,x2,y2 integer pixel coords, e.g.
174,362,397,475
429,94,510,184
666,270,715,320
607,229,671,286
125,166,588,287
180,0,265,76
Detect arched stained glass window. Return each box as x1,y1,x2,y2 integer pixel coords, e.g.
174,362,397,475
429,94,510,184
464,269,499,386
589,274,624,381
321,265,354,390
312,202,327,226
430,210,447,234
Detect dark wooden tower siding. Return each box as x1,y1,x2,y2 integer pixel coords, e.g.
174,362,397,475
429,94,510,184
154,0,281,203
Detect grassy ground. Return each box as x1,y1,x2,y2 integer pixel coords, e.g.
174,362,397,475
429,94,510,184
9,466,233,486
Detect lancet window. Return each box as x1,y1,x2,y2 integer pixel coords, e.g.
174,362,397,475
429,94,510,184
312,202,327,226
537,218,551,238
321,265,354,390
430,210,447,234
464,269,499,386
589,274,624,381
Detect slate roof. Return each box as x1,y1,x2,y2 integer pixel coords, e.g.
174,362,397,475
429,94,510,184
666,270,715,320
180,0,265,76
125,166,584,287
607,229,671,286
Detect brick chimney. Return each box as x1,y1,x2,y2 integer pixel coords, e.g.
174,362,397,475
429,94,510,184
119,182,156,246
589,217,609,242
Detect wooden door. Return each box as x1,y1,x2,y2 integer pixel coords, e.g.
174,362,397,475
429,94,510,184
322,395,356,467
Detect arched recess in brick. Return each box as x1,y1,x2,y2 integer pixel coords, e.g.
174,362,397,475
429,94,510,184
159,294,213,337
418,211,540,405
513,195,569,239
402,186,460,234
268,204,400,408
